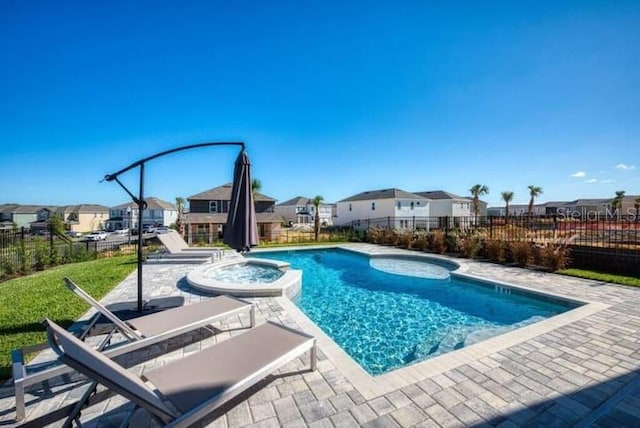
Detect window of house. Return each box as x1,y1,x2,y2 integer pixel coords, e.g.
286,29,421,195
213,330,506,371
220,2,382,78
209,201,218,213
372,202,376,211
410,202,414,210
397,201,401,209
349,204,352,211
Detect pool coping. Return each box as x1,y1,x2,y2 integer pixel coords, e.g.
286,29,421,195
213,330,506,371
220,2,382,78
274,244,610,400
185,257,302,298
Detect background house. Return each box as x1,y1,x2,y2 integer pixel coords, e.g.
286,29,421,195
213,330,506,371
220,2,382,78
487,204,545,217
106,197,177,231
413,191,473,217
336,188,430,230
559,199,612,219
275,196,334,227
2,205,53,230
184,183,281,244
55,204,110,233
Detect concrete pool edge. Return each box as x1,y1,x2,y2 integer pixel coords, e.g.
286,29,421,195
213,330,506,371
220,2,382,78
273,244,610,400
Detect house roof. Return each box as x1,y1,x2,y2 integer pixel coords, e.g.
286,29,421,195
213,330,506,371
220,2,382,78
112,197,176,211
277,196,311,206
413,191,465,200
11,205,52,214
338,188,426,203
55,204,109,214
0,204,20,215
276,196,333,207
543,201,569,207
184,212,281,224
567,199,611,205
188,183,276,202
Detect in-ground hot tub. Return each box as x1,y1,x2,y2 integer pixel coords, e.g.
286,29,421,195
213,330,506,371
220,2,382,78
186,258,302,298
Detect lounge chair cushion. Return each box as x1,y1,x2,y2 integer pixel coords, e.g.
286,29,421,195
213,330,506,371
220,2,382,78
129,295,249,338
145,322,313,413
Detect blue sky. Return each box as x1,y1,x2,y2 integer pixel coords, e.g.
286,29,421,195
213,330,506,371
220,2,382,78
1,1,638,208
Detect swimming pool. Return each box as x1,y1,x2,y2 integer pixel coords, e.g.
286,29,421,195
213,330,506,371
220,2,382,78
252,248,579,375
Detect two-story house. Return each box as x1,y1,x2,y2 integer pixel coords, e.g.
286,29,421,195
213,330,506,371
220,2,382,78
183,183,281,244
105,197,177,231
336,188,430,230
55,204,110,233
413,191,474,217
2,205,54,230
275,196,334,227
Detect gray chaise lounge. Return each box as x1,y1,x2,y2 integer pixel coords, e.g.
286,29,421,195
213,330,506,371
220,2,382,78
13,278,255,421
44,318,316,427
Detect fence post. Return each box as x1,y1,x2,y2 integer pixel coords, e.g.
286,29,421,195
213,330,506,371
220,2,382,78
48,222,55,264
489,216,493,239
444,216,449,239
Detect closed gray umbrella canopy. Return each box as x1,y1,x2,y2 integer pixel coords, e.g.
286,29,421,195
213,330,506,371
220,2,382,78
224,150,259,251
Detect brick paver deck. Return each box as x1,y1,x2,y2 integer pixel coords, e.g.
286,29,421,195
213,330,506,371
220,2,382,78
1,243,639,427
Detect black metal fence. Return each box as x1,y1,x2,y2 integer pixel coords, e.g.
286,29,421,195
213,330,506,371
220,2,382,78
186,228,356,246
349,215,640,250
0,228,144,280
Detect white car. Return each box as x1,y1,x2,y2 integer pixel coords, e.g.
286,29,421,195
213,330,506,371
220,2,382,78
85,231,108,241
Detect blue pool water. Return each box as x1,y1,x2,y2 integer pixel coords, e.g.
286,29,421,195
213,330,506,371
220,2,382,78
251,249,579,375
208,263,283,283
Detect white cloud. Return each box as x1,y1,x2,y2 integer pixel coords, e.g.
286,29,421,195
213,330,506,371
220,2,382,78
615,163,636,170
584,178,598,183
571,171,586,178
601,179,616,184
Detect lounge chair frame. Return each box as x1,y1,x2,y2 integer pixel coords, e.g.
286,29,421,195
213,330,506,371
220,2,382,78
44,318,316,428
12,278,255,422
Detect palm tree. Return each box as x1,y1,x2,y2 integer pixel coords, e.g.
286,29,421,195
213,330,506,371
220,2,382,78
251,179,262,198
527,185,543,219
313,195,324,242
501,191,514,224
175,197,186,235
469,184,489,225
611,190,625,218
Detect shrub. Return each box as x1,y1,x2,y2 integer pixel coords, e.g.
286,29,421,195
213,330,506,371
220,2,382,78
367,227,385,245
445,233,460,254
33,238,50,270
50,244,62,266
484,240,505,262
427,230,447,254
413,233,429,251
541,243,570,272
17,240,30,274
383,230,399,246
397,231,413,249
1,252,17,279
461,236,482,259
509,241,532,267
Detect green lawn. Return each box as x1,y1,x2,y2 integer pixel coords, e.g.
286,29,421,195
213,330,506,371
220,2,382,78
0,256,136,379
558,269,640,287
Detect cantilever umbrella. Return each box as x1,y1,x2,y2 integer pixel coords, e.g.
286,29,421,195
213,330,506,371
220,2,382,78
224,149,259,252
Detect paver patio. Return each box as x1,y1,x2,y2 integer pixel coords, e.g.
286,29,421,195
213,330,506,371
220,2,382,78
1,243,639,427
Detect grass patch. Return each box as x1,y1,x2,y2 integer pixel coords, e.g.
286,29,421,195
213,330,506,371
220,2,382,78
557,269,640,287
0,255,136,379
